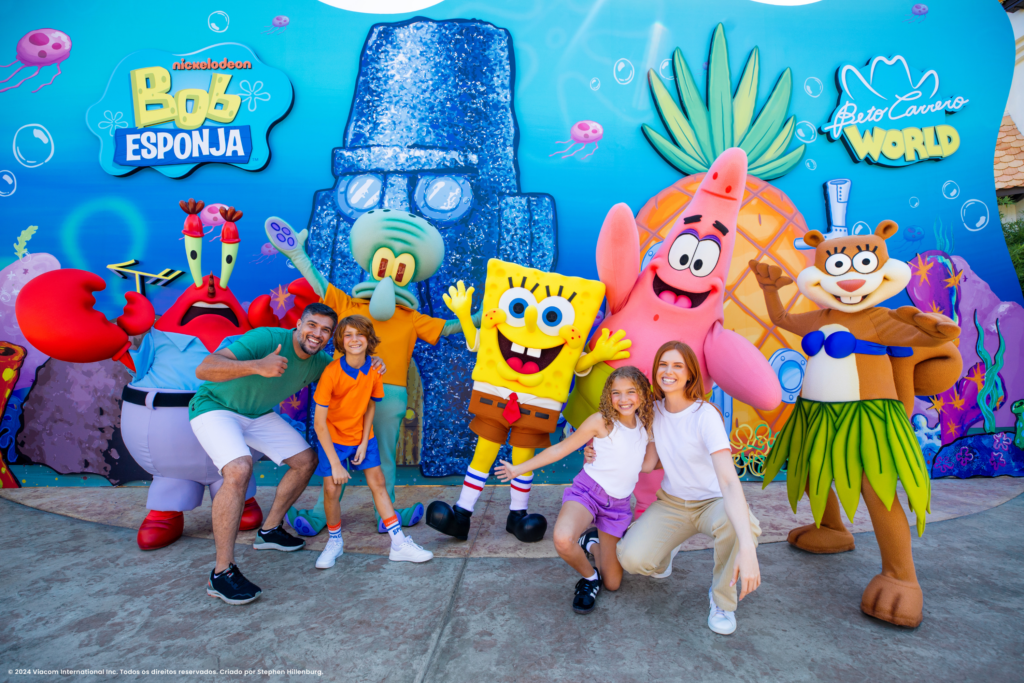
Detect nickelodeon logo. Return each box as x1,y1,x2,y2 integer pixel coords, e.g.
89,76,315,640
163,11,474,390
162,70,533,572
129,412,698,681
172,58,252,71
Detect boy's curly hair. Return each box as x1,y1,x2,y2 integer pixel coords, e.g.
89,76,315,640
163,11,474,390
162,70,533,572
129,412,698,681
598,365,654,436
335,315,380,356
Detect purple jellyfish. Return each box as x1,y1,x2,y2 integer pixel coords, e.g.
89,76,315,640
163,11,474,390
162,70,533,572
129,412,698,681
0,29,72,94
905,4,928,22
550,120,603,160
178,202,226,240
263,16,289,35
251,242,278,264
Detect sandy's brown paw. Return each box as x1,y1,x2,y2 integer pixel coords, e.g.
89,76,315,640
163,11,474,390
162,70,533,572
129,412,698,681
787,523,856,554
748,260,793,291
861,573,923,628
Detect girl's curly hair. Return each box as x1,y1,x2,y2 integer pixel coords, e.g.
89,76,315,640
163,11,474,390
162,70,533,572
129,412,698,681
598,365,654,436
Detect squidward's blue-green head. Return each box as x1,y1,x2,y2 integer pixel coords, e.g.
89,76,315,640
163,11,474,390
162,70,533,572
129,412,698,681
349,209,445,321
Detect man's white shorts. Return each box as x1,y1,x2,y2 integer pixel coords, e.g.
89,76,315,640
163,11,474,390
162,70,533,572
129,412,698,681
190,410,311,473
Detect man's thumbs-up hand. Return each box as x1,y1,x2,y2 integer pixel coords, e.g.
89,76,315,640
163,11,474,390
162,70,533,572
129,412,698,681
255,343,289,377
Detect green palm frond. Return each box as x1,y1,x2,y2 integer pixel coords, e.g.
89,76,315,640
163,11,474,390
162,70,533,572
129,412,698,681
645,24,805,180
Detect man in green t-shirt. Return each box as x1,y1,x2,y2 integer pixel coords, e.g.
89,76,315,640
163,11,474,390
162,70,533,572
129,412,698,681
190,303,348,605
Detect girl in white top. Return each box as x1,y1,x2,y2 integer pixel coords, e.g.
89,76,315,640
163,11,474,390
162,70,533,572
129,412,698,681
496,366,659,614
591,341,762,635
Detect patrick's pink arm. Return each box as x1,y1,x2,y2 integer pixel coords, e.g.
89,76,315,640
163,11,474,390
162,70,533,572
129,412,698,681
704,321,782,410
596,203,640,314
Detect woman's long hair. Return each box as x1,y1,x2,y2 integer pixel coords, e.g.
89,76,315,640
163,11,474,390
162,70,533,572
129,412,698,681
598,365,654,436
650,341,706,403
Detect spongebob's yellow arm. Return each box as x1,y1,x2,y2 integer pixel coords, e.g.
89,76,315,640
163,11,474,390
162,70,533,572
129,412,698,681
573,328,631,375
443,281,479,350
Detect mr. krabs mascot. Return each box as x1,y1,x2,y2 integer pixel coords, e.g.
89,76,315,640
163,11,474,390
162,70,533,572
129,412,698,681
16,200,309,549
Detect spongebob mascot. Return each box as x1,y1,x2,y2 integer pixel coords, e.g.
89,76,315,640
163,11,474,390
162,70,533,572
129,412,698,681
427,259,630,542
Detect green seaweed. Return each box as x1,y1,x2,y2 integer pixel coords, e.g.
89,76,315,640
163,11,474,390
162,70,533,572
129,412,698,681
1012,400,1024,450
934,217,955,253
974,311,1006,433
13,225,37,260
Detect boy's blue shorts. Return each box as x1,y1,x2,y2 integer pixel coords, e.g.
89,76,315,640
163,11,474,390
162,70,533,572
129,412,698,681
314,437,381,477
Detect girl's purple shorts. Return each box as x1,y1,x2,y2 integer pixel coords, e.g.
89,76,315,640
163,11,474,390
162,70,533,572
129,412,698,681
562,469,633,538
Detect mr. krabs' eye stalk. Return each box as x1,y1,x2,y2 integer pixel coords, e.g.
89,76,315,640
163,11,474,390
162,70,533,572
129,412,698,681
180,198,205,287
219,206,242,287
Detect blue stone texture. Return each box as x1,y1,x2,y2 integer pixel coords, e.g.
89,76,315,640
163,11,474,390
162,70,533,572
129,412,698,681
304,18,557,477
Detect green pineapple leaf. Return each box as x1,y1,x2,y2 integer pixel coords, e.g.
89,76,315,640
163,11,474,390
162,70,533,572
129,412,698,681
642,125,706,175
707,23,733,157
672,48,713,162
644,27,803,180
13,225,37,260
739,68,793,162
732,48,759,145
647,70,708,166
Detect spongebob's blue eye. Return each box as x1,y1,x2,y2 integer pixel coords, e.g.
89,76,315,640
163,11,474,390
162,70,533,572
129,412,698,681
541,305,562,327
498,287,536,328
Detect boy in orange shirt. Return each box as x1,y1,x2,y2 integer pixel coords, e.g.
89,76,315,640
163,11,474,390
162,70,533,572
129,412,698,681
313,315,433,568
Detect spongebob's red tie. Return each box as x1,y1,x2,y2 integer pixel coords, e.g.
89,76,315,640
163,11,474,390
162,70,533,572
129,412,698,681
502,392,522,423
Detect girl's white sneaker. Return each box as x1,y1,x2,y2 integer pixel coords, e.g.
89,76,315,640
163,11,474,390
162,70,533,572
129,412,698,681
707,587,737,635
316,537,344,569
389,537,434,563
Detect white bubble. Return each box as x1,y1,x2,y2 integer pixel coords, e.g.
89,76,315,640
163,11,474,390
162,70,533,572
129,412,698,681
208,11,230,33
795,121,817,144
0,170,15,197
13,124,54,168
590,77,600,91
613,58,634,85
942,180,960,200
659,59,674,80
804,77,823,98
852,221,871,235
804,159,817,170
961,199,990,232
909,196,920,209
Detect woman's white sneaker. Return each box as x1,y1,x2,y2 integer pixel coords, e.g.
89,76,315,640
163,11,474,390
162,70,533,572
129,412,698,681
316,537,344,569
389,537,433,563
707,587,737,635
651,544,682,579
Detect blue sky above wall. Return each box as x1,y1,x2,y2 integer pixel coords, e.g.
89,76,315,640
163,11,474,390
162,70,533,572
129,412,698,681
0,0,1016,319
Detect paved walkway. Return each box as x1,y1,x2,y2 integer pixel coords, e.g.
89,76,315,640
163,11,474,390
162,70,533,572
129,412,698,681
1,492,1021,682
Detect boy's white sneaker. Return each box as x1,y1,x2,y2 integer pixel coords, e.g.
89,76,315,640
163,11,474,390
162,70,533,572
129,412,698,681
707,587,737,635
651,544,682,579
389,537,434,563
316,537,344,569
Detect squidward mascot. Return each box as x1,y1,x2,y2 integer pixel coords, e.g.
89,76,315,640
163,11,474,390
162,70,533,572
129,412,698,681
265,211,474,534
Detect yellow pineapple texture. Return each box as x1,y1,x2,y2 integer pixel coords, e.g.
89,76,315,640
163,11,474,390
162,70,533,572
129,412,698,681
636,173,815,434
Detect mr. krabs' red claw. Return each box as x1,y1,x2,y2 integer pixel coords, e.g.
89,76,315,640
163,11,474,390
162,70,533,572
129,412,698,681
16,269,155,369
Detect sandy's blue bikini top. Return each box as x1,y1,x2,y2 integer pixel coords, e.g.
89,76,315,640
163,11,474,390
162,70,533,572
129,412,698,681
801,330,913,359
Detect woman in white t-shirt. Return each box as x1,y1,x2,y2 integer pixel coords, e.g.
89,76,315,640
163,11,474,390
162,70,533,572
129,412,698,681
606,340,762,635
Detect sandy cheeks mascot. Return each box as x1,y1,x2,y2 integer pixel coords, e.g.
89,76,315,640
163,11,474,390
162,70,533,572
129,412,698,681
426,260,630,542
749,221,961,627
564,148,782,515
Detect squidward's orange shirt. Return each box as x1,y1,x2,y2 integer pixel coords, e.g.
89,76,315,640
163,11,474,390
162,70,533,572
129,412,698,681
322,284,446,388
313,356,385,446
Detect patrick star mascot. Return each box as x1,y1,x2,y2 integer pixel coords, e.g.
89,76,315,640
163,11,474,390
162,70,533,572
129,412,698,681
564,147,782,515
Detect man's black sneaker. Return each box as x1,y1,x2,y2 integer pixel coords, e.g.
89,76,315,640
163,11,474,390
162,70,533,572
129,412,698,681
207,564,261,605
253,524,305,551
578,527,599,558
573,573,602,614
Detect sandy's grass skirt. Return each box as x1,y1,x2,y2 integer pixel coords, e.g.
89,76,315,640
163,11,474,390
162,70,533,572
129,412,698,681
762,397,930,536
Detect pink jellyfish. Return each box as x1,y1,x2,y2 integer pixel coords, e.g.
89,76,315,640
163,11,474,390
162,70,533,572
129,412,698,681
0,29,72,95
905,4,928,22
263,16,289,35
550,120,603,160
252,243,278,264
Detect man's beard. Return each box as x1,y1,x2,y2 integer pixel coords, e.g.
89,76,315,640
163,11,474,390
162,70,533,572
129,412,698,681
299,335,323,355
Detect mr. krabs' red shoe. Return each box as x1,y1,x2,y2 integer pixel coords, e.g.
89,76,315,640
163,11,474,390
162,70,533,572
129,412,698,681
137,510,184,550
239,497,263,531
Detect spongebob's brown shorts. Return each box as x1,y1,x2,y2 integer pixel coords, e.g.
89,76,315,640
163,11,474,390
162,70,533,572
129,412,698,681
467,390,556,450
